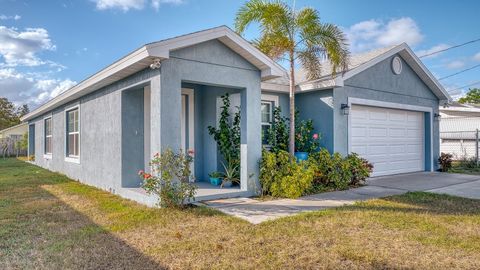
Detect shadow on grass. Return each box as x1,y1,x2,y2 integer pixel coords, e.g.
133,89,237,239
0,159,170,269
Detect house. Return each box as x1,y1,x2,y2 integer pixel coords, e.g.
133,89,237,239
0,123,28,157
439,102,480,159
21,26,451,205
0,123,28,140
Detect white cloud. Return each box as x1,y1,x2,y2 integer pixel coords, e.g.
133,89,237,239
445,60,465,69
94,0,144,11
0,14,21,20
0,26,56,66
416,44,450,59
151,0,183,10
93,0,183,11
0,68,76,108
474,52,480,62
346,17,423,53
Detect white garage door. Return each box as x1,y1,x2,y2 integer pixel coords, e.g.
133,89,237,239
350,105,424,177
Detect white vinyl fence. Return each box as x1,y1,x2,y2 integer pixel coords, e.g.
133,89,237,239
439,116,480,163
0,135,27,158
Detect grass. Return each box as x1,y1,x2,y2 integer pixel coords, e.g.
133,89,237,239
1,158,480,269
450,161,480,175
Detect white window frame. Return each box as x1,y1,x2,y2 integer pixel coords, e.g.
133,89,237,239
65,103,80,164
43,115,53,159
261,94,279,146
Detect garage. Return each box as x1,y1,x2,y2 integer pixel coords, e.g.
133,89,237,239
350,105,425,177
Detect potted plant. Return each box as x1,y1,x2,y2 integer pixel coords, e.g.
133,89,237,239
209,171,223,186
295,132,320,161
220,161,240,188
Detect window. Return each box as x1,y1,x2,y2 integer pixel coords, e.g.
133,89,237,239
44,118,52,154
66,108,79,157
261,101,273,145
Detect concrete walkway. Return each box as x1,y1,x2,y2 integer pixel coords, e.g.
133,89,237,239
199,172,480,224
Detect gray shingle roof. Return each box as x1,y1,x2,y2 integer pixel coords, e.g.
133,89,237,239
265,45,398,86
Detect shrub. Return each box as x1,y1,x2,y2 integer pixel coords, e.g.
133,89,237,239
259,150,314,198
266,106,289,153
438,152,453,172
346,153,373,186
139,148,196,208
308,149,373,190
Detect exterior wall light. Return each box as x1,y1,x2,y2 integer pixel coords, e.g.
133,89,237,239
434,113,441,120
150,58,162,69
341,104,350,115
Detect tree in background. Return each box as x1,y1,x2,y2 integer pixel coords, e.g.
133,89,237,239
235,0,349,155
0,98,29,130
458,88,480,104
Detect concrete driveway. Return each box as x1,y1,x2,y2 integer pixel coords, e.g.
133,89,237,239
201,172,480,224
367,172,480,200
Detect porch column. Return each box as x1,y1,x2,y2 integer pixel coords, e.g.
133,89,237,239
241,84,262,194
150,74,161,162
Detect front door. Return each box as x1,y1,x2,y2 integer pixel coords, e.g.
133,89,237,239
181,88,195,180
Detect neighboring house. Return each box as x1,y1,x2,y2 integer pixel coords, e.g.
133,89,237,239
0,123,28,157
439,102,480,159
0,123,28,140
21,26,451,205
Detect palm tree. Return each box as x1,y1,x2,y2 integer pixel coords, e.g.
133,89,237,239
235,0,350,155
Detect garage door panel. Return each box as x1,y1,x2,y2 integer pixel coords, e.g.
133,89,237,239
351,105,424,177
389,128,406,137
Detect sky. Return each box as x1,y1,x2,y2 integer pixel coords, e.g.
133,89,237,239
1,0,479,109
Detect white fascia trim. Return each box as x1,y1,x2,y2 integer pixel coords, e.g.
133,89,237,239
261,82,289,93
21,46,150,122
342,43,452,102
347,97,434,172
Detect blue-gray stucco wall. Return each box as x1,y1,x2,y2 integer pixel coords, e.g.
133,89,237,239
29,38,264,196
29,68,159,193
296,90,334,152
334,53,440,170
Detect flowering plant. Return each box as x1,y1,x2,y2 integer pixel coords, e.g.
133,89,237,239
139,148,196,208
295,116,320,153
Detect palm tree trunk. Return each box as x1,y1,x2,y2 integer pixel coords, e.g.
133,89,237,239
289,51,295,156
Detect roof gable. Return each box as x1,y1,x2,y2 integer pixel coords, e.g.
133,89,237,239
22,26,286,122
342,43,451,102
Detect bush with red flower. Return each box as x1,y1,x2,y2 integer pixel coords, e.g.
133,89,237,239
139,148,196,208
295,116,320,153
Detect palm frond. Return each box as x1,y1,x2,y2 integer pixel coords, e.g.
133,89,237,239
297,46,324,80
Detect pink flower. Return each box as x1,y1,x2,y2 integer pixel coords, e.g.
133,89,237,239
138,170,144,175
188,149,195,157
313,133,319,140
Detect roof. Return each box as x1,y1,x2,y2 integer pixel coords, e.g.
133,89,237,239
0,123,28,134
440,101,480,113
22,26,286,122
262,43,452,103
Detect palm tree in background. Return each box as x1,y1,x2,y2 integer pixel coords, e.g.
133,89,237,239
235,0,350,155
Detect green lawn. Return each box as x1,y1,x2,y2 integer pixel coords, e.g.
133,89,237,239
1,158,480,269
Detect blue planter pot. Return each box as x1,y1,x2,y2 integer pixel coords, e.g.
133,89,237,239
210,177,222,186
294,152,309,161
